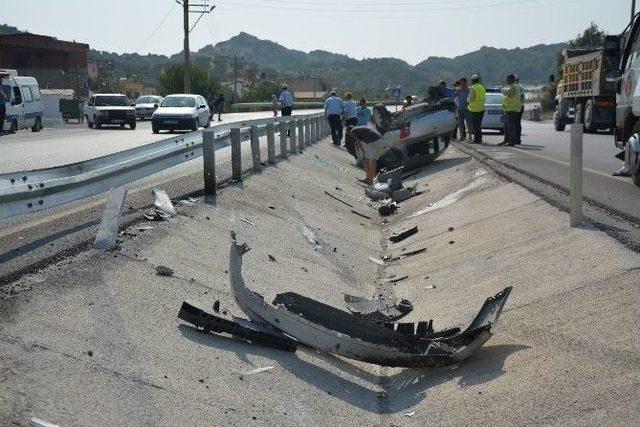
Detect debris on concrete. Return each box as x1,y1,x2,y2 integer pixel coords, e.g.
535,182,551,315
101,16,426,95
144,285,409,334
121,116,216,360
426,284,436,290
324,190,354,208
156,265,174,277
136,225,154,232
268,254,277,262
152,189,176,217
364,188,388,201
344,294,413,322
404,411,416,417
240,218,257,227
30,418,60,427
449,240,455,244
389,225,418,243
378,202,397,216
392,186,421,203
448,226,455,232
144,209,170,222
242,366,274,376
351,210,372,219
368,256,385,266
94,186,128,251
213,300,220,313
178,198,196,207
225,234,513,367
388,275,409,283
178,301,297,352
401,247,427,257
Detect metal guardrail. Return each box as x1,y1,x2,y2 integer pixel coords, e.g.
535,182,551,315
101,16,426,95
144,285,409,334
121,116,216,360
0,112,327,220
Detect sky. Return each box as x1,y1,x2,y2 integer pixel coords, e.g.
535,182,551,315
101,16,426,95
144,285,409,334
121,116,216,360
1,0,632,65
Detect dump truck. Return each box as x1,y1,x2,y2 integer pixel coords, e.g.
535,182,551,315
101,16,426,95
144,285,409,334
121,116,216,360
553,48,617,133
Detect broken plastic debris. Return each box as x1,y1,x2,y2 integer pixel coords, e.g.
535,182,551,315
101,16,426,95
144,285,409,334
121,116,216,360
241,218,257,227
368,256,384,266
30,418,60,427
378,202,397,216
404,411,416,417
389,225,418,243
152,189,176,216
156,265,174,277
242,366,274,375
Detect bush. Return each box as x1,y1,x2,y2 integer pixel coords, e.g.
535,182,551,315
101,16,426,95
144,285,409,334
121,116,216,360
157,63,221,99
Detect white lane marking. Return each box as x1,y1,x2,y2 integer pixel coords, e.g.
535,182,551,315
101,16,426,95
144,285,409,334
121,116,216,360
408,177,489,218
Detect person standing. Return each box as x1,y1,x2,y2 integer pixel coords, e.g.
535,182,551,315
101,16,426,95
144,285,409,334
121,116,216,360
342,93,358,128
214,93,224,122
439,80,454,99
454,77,470,141
467,74,486,144
356,98,371,126
271,94,278,117
515,75,525,144
0,88,6,135
279,84,294,117
501,74,522,146
324,90,343,145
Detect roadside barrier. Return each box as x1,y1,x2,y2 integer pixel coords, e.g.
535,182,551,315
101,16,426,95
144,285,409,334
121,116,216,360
0,112,329,220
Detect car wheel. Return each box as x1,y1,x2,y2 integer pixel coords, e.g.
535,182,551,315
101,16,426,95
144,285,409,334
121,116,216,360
87,116,93,128
9,119,18,134
31,117,42,132
152,124,159,134
94,116,102,129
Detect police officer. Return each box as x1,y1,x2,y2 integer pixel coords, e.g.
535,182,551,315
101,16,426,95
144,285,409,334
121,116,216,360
467,74,486,144
279,84,294,117
324,90,343,145
501,74,522,146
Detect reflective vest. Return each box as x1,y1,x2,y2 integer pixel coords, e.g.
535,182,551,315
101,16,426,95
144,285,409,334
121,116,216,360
468,83,486,113
503,84,522,112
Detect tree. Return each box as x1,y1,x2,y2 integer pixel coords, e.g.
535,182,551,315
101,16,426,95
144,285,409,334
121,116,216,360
240,81,281,102
157,63,221,99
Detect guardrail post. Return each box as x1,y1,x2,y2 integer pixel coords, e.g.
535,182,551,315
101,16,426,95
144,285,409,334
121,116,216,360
203,129,216,196
315,116,320,141
305,118,311,146
570,123,583,227
231,128,242,181
266,123,276,164
289,119,298,154
279,121,288,158
298,120,305,152
250,124,262,172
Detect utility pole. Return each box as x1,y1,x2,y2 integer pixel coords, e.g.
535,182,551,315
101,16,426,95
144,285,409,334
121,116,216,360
183,0,190,93
233,54,243,103
633,0,636,21
176,0,216,93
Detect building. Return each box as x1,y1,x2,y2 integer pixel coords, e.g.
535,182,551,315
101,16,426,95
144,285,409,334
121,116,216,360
288,76,328,101
0,32,89,94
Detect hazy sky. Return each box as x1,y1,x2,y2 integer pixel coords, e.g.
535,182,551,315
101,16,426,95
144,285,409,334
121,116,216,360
2,0,631,65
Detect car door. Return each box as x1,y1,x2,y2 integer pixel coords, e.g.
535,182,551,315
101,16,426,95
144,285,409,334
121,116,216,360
20,86,34,128
199,96,209,124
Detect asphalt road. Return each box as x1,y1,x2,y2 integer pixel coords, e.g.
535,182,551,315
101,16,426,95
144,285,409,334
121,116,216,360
0,109,322,173
462,121,639,220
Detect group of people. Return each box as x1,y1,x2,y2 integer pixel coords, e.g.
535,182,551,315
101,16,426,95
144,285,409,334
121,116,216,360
323,91,371,149
449,73,525,145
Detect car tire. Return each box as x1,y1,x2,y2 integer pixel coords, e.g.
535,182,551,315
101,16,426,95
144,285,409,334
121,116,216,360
31,117,42,132
584,99,596,133
9,119,18,134
94,116,102,129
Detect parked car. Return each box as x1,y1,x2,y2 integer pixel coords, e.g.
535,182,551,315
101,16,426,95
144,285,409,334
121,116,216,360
151,94,211,133
482,91,505,133
1,70,44,133
134,95,163,120
84,94,136,129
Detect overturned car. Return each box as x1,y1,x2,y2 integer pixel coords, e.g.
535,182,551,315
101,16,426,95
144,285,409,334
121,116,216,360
178,234,512,368
349,100,458,183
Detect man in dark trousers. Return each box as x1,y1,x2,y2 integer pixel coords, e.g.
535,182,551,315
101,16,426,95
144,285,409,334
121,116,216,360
214,94,224,122
501,74,522,146
0,88,6,135
324,90,343,145
467,74,486,144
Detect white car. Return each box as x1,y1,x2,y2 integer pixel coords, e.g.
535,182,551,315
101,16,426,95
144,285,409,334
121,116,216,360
151,94,211,133
481,91,505,133
1,71,44,133
84,93,136,129
134,95,163,120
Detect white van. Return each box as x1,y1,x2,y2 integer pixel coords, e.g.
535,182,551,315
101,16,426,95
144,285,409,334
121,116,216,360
1,70,44,133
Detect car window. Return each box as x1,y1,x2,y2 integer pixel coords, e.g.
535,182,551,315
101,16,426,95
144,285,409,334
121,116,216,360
22,86,33,102
624,27,640,71
95,95,129,106
136,96,159,104
161,97,195,108
30,85,41,100
12,86,22,105
485,94,503,105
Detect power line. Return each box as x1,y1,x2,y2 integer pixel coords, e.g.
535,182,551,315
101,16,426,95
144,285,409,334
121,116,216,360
135,3,177,53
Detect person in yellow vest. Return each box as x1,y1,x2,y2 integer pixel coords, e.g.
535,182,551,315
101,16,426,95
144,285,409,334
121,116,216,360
467,74,486,144
500,74,522,146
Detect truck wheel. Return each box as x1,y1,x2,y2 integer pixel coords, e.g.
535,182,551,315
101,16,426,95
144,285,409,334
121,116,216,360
31,117,42,132
129,122,136,130
584,100,596,133
95,117,102,129
152,124,159,134
553,111,565,131
9,119,17,134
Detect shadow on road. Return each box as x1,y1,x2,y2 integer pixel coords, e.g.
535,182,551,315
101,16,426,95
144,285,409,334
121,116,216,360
178,324,527,413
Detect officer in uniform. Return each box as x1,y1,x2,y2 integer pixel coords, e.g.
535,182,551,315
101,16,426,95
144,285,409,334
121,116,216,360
501,74,522,146
324,90,343,145
467,74,486,144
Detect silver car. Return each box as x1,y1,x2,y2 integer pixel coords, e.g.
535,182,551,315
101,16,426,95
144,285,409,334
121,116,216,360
482,92,505,133
134,95,163,120
151,94,211,133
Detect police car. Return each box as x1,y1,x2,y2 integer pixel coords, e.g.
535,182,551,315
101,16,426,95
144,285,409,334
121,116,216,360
1,69,44,133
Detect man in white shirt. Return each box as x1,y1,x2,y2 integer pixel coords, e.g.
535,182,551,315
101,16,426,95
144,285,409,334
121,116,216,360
279,84,294,117
324,90,343,145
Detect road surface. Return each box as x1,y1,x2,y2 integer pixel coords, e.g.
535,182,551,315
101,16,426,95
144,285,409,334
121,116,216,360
0,109,322,173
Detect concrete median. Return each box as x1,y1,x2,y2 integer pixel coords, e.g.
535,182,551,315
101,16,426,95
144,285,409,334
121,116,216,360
0,136,638,425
